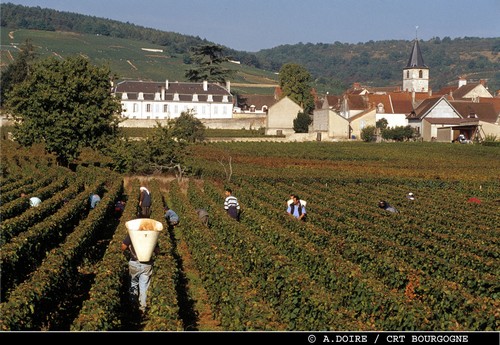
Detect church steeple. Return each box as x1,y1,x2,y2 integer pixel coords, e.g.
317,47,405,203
403,38,429,93
406,39,427,68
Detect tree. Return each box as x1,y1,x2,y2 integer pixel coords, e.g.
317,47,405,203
278,63,315,114
293,111,312,133
172,110,206,143
376,118,388,130
144,122,188,178
0,39,37,107
381,125,417,141
184,44,234,83
361,125,377,142
5,55,121,166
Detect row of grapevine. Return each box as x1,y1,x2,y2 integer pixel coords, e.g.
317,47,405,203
1,141,498,331
0,171,123,329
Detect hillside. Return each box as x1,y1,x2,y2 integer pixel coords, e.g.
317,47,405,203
1,2,499,95
0,28,279,96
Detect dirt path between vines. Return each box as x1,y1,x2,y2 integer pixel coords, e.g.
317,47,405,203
124,175,222,330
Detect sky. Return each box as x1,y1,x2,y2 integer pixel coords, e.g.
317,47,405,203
5,0,500,52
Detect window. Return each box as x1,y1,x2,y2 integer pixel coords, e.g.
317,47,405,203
163,104,168,113
419,70,423,78
133,103,138,112
406,71,409,78
146,104,151,112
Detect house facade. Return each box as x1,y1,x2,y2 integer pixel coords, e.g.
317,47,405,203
113,80,233,120
265,96,303,136
407,96,463,141
407,96,500,142
234,94,279,115
436,78,493,101
312,108,350,140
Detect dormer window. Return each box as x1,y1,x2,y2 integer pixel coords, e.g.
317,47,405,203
138,92,144,100
173,92,180,101
207,94,213,102
192,94,199,102
377,103,385,113
222,95,228,102
121,93,128,100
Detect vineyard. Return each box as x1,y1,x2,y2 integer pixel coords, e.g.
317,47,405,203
0,140,498,331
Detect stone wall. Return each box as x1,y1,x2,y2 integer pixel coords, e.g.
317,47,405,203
119,115,266,130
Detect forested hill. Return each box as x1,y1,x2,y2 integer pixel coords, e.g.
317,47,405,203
1,2,499,93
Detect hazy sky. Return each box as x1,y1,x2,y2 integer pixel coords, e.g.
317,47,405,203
5,0,500,52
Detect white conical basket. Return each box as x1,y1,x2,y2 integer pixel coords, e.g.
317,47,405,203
125,218,163,262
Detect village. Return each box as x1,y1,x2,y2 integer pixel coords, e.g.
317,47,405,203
113,39,500,143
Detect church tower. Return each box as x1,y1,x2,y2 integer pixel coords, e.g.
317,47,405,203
403,39,429,92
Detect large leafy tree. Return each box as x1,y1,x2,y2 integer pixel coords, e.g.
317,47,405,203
6,55,121,166
0,39,37,107
139,122,189,177
184,44,234,83
278,63,315,114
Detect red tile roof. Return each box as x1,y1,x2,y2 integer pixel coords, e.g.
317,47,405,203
450,101,498,123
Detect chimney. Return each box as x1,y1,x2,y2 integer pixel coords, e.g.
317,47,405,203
161,86,165,100
165,79,169,90
479,79,486,86
458,77,467,88
203,80,208,91
226,80,231,93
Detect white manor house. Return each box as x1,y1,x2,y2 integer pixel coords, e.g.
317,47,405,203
113,79,234,120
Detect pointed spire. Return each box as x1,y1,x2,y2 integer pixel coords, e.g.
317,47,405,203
405,39,427,68
322,94,330,109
